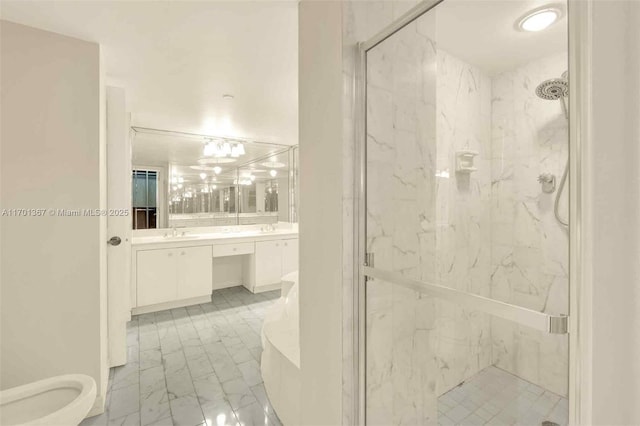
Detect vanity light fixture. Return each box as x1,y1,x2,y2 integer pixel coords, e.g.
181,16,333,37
270,170,277,177
204,138,245,159
516,5,562,32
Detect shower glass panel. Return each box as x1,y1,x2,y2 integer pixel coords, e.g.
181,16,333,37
362,1,569,425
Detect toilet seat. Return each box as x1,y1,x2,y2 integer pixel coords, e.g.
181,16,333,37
0,374,96,426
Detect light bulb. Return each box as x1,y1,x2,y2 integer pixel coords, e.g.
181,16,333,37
270,170,277,177
517,7,561,32
213,166,222,174
203,142,215,156
200,173,207,180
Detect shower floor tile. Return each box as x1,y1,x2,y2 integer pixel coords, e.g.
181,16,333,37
438,366,568,426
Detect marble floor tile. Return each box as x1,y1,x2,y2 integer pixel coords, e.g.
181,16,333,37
234,402,280,426
108,411,140,426
438,366,568,426
193,373,225,406
222,378,258,410
108,383,140,420
201,399,239,426
80,287,281,426
169,393,204,426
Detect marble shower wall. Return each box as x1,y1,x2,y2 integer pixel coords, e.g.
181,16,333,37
433,49,493,395
489,53,569,397
364,15,439,425
342,2,569,424
342,2,421,424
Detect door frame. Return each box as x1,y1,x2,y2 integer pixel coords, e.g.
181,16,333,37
350,0,593,424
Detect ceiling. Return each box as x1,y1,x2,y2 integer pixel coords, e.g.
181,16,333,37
435,0,567,75
132,129,291,185
0,0,298,145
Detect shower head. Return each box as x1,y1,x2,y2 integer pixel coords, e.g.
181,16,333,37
535,77,568,100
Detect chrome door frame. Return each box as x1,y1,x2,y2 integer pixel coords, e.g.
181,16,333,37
351,0,591,424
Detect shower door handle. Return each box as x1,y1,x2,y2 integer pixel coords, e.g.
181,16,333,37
362,266,568,334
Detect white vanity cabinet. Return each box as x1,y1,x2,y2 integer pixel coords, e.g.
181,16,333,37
131,230,299,313
136,245,212,308
248,238,299,292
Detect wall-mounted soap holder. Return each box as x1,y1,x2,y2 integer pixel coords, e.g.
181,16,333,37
455,151,478,173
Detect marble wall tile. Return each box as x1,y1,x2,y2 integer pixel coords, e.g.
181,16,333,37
433,49,493,396
489,53,569,397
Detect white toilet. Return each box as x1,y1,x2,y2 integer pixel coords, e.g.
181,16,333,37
0,374,96,426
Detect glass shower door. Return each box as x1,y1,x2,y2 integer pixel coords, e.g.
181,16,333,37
360,1,570,425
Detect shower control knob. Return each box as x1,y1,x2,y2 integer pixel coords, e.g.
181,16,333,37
538,174,556,194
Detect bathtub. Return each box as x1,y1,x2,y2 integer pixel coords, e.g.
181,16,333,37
261,271,300,426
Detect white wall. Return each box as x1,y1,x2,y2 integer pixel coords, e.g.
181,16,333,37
0,20,108,411
588,1,640,424
298,1,343,424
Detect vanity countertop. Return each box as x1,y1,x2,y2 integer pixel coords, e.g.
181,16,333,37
132,228,298,249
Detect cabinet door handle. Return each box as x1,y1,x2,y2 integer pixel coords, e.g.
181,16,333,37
284,242,288,246
168,252,173,257
233,248,237,251
181,251,186,256
275,243,279,247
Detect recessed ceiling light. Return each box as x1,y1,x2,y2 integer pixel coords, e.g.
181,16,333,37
517,5,562,32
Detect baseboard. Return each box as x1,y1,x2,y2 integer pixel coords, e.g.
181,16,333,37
246,282,282,294
131,295,212,315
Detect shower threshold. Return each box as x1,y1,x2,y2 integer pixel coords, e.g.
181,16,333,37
437,366,568,426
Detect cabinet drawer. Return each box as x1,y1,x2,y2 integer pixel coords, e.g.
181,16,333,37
212,242,255,258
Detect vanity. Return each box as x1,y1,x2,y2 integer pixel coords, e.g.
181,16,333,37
128,128,299,315
131,225,298,314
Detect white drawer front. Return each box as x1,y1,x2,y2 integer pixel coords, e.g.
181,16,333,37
212,242,255,258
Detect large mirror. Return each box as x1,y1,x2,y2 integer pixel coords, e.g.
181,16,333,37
131,128,298,229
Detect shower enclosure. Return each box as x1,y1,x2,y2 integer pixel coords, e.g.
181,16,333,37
354,1,572,424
